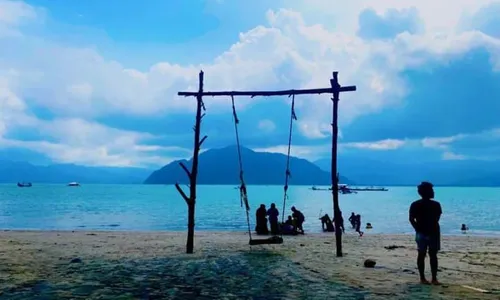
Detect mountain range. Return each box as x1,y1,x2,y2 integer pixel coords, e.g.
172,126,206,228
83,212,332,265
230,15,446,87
144,146,352,185
0,160,151,184
2,146,498,186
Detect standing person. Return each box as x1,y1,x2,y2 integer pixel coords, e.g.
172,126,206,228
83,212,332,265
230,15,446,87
255,204,269,235
354,214,363,236
333,210,345,233
348,212,356,228
291,206,305,234
409,181,442,285
267,203,280,235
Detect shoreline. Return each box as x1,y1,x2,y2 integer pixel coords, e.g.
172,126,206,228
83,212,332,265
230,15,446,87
1,231,500,299
2,228,500,238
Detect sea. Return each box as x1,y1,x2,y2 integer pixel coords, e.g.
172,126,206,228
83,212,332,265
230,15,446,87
0,184,499,236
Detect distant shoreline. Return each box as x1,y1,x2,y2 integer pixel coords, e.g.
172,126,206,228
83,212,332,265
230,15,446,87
2,229,499,238
1,183,500,187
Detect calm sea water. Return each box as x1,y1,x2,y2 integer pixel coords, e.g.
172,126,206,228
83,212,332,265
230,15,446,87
0,184,499,236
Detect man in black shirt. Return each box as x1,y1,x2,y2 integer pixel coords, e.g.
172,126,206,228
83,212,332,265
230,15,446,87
409,181,442,285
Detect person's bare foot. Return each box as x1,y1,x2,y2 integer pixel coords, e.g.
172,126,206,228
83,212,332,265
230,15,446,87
431,279,441,285
420,279,431,285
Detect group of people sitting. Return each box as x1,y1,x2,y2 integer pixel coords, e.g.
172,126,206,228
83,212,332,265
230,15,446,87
255,204,305,236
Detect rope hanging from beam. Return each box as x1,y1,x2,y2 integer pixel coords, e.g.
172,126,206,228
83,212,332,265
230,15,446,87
281,95,297,229
231,96,252,240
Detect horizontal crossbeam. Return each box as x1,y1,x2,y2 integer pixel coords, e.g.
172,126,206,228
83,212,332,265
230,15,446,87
178,86,356,97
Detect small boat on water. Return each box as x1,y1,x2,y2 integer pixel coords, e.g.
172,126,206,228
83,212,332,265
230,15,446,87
349,186,388,192
17,182,32,187
310,185,357,194
67,182,81,187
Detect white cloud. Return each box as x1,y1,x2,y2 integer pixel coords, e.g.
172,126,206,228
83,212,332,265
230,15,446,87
286,0,496,34
257,119,276,133
0,115,191,167
1,0,500,166
342,139,406,150
0,0,39,37
442,151,467,160
421,134,466,149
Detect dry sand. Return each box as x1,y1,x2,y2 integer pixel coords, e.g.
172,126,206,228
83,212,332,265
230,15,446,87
1,230,499,299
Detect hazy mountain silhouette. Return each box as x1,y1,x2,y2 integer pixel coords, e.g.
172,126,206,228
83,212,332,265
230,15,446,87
0,160,152,184
144,145,352,185
314,157,500,187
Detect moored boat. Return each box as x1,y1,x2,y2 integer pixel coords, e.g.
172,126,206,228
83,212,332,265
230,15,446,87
17,182,32,187
67,182,80,187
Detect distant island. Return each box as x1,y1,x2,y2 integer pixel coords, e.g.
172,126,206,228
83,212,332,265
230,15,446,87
0,160,152,184
144,146,352,185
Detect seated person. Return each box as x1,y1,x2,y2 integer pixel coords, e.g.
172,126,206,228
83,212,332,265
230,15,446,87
320,214,335,232
280,216,297,235
461,223,469,233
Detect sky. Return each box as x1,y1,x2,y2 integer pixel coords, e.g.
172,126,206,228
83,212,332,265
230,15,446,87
1,0,500,168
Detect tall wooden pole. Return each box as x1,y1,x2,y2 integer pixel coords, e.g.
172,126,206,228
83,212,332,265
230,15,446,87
330,71,342,257
175,71,207,254
186,71,204,253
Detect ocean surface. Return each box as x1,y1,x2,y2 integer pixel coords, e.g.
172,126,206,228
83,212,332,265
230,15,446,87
0,184,499,236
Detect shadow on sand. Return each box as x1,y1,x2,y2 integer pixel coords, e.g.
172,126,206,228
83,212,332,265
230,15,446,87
1,250,367,299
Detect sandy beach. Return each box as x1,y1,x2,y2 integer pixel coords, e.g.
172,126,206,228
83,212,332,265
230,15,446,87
1,231,499,299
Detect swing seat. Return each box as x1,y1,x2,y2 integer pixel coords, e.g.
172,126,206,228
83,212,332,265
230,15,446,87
249,236,283,245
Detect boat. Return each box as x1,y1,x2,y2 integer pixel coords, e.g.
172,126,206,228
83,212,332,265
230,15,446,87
349,186,388,192
310,185,357,194
67,182,81,187
17,182,32,187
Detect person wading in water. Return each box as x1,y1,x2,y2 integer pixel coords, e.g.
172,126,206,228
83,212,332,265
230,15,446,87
409,181,442,285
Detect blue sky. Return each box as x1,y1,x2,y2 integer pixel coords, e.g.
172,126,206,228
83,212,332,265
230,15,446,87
1,0,500,167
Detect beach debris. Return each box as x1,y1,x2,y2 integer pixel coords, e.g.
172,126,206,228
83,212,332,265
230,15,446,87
70,258,82,264
384,245,406,250
461,285,491,293
363,259,376,268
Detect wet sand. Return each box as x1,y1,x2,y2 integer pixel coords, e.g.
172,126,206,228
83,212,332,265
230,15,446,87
1,230,499,299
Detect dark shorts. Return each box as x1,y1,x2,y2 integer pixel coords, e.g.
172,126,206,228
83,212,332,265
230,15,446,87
415,232,440,252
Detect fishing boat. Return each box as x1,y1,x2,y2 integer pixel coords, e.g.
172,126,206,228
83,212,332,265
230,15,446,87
17,182,32,187
310,185,357,194
349,186,388,192
67,182,81,187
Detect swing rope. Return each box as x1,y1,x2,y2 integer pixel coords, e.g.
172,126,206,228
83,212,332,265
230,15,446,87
231,96,252,241
281,95,298,232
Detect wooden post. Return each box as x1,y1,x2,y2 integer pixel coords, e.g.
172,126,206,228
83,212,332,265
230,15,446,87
175,70,208,254
330,72,342,257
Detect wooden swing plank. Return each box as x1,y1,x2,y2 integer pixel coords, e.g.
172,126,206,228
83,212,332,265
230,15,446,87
249,236,284,245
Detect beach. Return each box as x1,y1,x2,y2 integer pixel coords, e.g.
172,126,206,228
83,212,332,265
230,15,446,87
1,231,499,299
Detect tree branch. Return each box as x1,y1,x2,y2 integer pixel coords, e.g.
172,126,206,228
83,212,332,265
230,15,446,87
175,182,190,204
179,162,191,179
199,135,208,147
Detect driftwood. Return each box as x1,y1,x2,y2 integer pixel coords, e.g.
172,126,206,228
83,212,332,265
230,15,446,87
176,71,356,257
